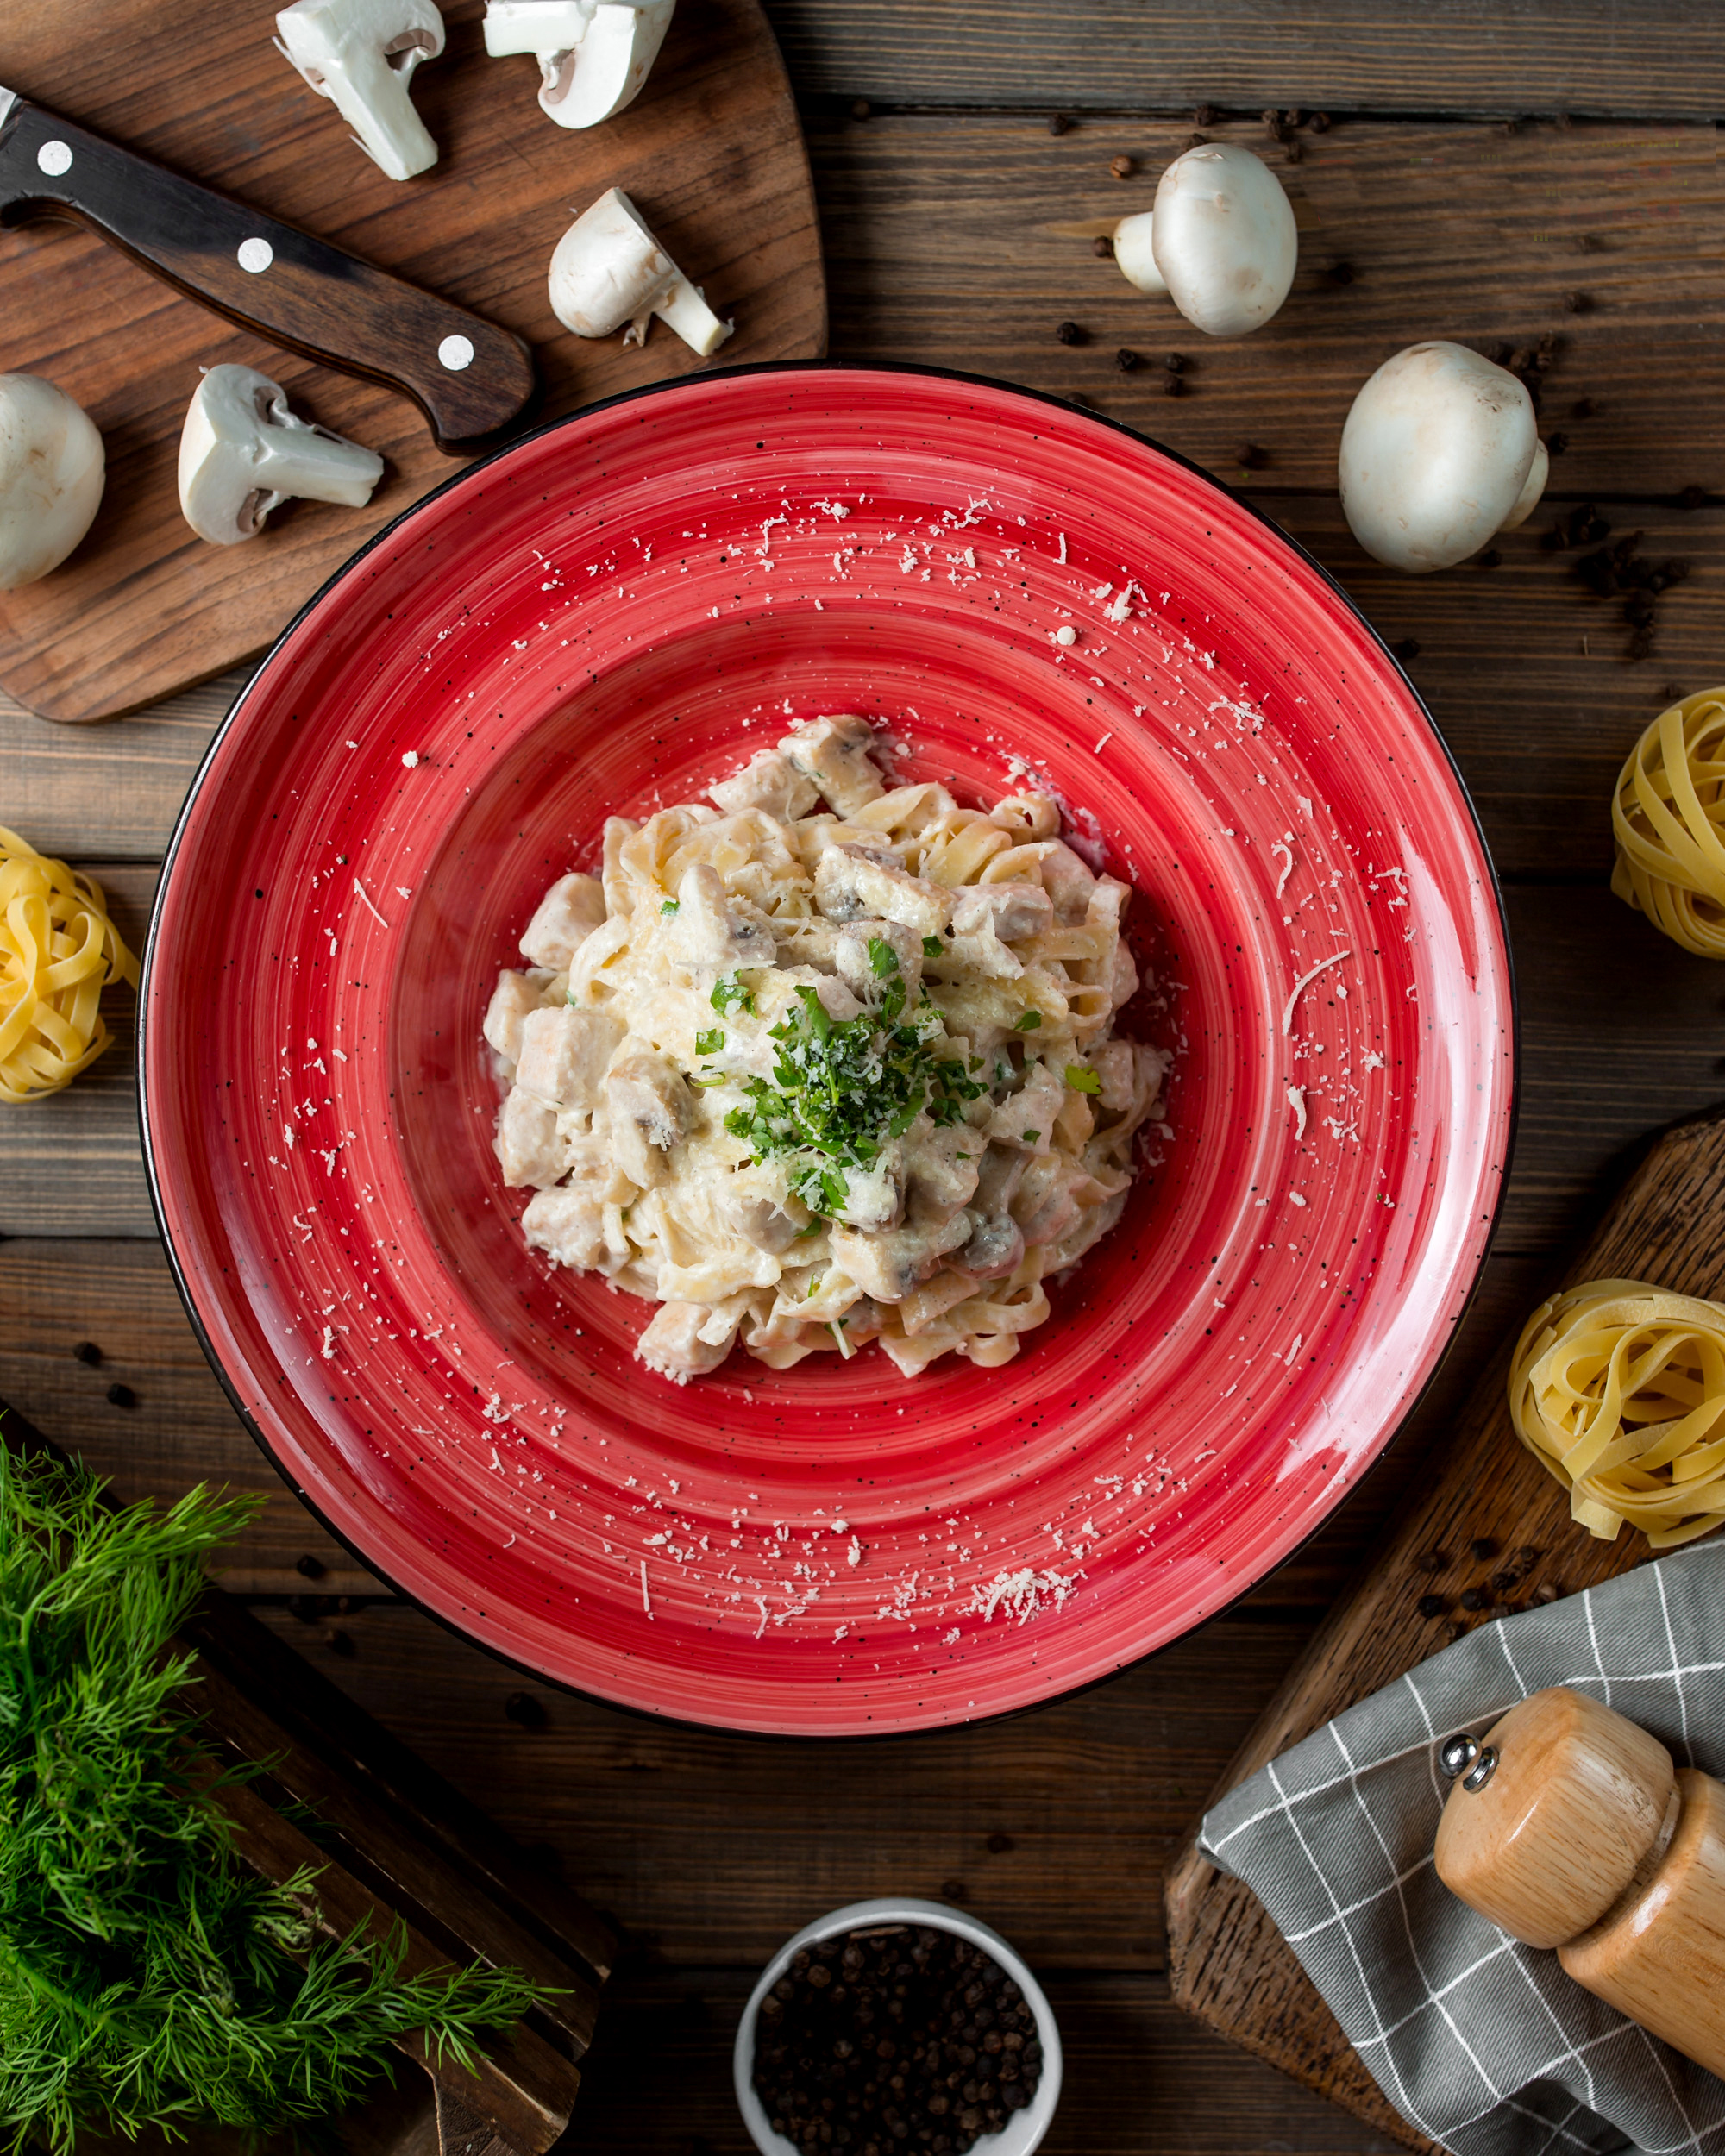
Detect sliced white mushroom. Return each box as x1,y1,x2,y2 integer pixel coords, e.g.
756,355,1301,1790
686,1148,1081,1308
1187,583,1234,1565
483,0,674,128
177,365,384,547
1112,143,1297,338
548,186,733,356
1339,341,1548,573
0,374,104,590
275,0,445,182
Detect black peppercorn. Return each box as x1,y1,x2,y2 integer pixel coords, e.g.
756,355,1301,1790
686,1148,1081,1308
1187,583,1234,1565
1416,1594,1447,1619
1678,484,1710,510
295,1552,327,1580
1546,430,1571,455
1110,154,1135,180
1234,443,1267,470
1327,260,1356,285
1477,549,1502,568
323,1627,355,1657
1091,235,1113,257
1459,1587,1490,1612
1194,104,1219,128
1054,320,1083,345
1469,1535,1497,1561
1115,347,1138,371
1393,637,1421,661
1562,290,1592,314
986,1831,1015,1852
1414,1546,1451,1573
504,1690,547,1728
1310,111,1332,131
1163,352,1187,373
72,1339,103,1366
106,1382,135,1408
1048,112,1071,135
1161,374,1184,396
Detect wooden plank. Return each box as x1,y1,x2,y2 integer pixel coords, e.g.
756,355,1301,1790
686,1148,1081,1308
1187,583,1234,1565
1164,1102,1725,2148
0,0,825,722
7,881,1721,1245
0,1238,379,1591
765,1,1725,122
16,495,1724,884
244,1595,1319,1971
813,114,1723,497
0,674,238,860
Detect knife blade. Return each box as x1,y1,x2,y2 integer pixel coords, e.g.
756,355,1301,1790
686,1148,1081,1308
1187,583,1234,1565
0,88,536,454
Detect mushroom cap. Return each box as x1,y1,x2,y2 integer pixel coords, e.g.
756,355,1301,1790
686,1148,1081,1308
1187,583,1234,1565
1339,341,1541,573
540,0,674,129
548,186,677,336
1149,144,1296,337
0,373,105,590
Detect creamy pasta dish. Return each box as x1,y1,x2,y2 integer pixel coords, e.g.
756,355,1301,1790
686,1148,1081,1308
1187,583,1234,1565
483,716,1167,1381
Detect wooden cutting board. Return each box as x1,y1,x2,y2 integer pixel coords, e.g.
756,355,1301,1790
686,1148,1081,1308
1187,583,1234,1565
1164,1101,1725,2154
0,0,825,723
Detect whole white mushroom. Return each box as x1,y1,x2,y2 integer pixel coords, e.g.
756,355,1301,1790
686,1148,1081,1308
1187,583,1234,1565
0,375,105,591
548,187,732,356
1339,341,1549,573
1112,143,1297,338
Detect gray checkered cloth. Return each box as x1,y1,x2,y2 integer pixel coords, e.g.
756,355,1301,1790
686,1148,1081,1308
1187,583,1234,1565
1198,1540,1725,2156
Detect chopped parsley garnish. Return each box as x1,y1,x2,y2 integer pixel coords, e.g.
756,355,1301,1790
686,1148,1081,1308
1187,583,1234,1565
712,973,756,1017
719,980,983,1216
695,1027,725,1056
659,898,680,915
1014,1010,1042,1031
1022,1130,1041,1144
867,937,900,978
922,935,944,956
1065,1064,1101,1094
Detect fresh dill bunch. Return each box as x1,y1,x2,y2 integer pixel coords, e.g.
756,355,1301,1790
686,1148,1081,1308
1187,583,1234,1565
0,1443,544,2156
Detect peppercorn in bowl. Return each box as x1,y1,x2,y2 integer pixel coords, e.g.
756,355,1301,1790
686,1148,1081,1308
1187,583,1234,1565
735,1898,1063,2156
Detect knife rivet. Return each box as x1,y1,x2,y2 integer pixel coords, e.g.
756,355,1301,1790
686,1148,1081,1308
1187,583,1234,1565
36,141,73,178
237,237,274,274
437,335,476,372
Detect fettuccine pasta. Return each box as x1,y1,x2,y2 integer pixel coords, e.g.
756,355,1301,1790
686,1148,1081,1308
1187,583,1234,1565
1509,1278,1725,1548
1611,686,1725,957
484,717,1168,1382
0,827,138,1104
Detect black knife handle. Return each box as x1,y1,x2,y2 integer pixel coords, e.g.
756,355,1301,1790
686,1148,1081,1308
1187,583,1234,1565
0,98,536,454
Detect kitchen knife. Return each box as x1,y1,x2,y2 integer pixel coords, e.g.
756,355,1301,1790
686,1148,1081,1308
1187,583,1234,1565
0,86,536,454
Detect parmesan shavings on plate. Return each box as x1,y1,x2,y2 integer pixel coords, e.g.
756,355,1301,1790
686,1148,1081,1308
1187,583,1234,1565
969,1566,1077,1626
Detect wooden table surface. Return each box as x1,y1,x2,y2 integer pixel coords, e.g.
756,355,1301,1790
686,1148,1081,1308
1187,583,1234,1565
3,7,1722,2151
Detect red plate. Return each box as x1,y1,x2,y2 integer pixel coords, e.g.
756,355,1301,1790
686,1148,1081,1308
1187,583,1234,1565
141,364,1514,1734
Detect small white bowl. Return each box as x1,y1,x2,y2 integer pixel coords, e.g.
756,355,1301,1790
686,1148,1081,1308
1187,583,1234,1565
733,1898,1063,2156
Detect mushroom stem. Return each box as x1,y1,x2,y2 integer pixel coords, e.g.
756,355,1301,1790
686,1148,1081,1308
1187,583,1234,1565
649,274,731,357
1500,439,1550,531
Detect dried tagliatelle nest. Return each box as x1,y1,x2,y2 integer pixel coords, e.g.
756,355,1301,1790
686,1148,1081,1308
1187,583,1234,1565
1509,1278,1725,1548
1611,686,1725,956
0,826,138,1103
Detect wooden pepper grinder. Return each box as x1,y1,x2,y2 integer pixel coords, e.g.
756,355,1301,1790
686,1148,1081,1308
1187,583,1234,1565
1435,1687,1725,2078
